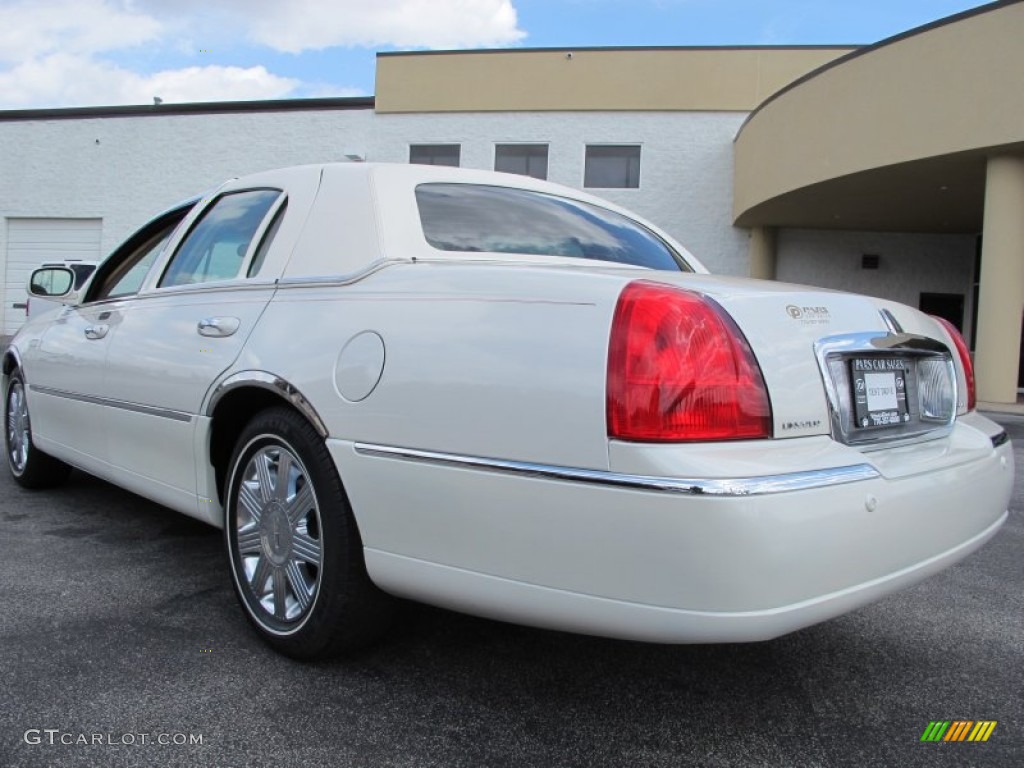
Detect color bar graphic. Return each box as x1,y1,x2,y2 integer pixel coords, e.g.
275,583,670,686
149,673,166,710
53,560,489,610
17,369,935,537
920,720,996,742
967,721,998,742
920,721,950,742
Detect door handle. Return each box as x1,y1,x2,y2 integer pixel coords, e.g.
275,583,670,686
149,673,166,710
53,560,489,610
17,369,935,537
84,324,109,340
197,317,240,338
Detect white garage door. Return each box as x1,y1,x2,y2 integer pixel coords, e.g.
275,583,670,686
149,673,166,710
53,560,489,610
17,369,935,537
4,218,102,336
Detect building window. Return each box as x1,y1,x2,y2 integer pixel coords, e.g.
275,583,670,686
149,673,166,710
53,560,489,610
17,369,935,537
410,144,461,167
495,144,549,180
584,145,641,188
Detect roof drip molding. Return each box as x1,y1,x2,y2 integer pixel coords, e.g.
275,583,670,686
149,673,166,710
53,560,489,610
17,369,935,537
0,97,375,123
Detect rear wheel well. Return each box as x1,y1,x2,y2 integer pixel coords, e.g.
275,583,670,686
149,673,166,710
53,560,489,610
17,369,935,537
3,353,19,377
209,387,311,505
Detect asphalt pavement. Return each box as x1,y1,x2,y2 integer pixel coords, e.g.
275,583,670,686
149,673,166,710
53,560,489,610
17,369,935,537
1,415,1022,768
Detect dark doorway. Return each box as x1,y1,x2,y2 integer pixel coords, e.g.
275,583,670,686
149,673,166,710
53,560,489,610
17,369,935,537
1019,313,1024,390
919,292,965,332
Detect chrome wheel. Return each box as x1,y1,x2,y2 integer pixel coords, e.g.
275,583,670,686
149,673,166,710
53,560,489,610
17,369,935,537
225,407,395,659
3,370,71,489
233,442,323,627
7,377,30,475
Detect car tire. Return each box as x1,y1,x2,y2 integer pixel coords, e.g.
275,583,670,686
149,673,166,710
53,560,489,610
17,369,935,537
4,369,72,488
224,406,396,660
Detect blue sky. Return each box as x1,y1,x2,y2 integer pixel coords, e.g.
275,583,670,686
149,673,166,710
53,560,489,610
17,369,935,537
0,0,994,109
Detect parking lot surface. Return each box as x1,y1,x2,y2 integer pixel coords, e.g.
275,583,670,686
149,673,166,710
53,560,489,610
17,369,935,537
1,415,1022,767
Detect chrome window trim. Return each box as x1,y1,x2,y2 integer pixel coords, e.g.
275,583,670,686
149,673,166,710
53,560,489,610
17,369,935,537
275,260,395,289
29,384,193,423
135,278,279,300
353,443,880,497
814,331,957,449
71,278,278,311
206,371,328,438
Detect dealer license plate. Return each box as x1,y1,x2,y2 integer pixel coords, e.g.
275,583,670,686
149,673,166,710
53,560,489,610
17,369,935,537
851,358,910,429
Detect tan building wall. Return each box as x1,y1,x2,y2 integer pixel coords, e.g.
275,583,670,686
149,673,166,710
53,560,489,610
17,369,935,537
734,0,1024,404
734,1,1024,228
376,47,853,114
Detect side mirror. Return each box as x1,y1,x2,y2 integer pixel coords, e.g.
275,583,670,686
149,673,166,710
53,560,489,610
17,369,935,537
28,266,76,299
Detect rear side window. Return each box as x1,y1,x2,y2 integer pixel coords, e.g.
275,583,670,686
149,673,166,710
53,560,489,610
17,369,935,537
247,202,287,278
416,184,688,272
160,189,280,288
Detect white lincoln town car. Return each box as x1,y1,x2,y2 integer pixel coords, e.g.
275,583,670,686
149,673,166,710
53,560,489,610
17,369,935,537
4,163,1013,660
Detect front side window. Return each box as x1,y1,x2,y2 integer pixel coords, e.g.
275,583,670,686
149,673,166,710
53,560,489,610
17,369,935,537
410,144,461,167
584,145,641,189
160,190,280,288
416,183,688,272
102,232,170,299
87,203,194,303
495,144,548,180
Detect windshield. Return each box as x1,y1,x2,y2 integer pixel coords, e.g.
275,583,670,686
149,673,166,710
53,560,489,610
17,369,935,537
416,183,689,272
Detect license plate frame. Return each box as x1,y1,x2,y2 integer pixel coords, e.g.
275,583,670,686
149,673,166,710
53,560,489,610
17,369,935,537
851,357,910,429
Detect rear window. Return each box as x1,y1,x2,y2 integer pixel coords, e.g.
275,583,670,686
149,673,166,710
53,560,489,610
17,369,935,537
416,184,689,272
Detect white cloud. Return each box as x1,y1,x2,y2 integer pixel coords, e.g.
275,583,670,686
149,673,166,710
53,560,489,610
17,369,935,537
140,0,526,52
303,83,370,99
0,54,301,108
0,0,161,63
144,65,301,103
248,0,525,52
0,0,525,108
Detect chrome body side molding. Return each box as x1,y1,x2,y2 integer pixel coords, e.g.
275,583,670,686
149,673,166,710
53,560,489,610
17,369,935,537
29,384,193,423
353,442,881,497
207,371,329,438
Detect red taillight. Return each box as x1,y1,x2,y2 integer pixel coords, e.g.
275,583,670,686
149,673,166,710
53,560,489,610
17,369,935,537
607,281,772,442
933,316,975,412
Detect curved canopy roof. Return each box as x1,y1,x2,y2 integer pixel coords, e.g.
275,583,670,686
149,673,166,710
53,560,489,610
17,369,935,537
734,0,1024,233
